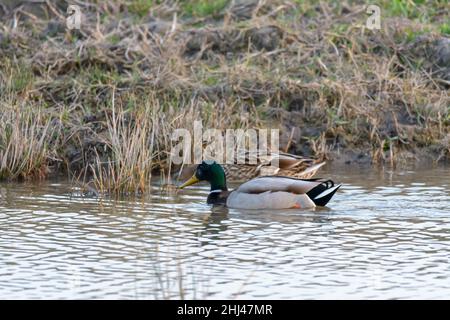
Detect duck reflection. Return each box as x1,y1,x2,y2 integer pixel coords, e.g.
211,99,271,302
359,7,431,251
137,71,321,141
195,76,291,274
198,204,333,243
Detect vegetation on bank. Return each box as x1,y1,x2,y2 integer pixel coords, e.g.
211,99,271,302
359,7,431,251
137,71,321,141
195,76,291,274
0,0,449,194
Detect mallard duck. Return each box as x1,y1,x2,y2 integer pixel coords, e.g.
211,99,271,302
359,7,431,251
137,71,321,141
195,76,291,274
179,160,340,209
176,152,325,182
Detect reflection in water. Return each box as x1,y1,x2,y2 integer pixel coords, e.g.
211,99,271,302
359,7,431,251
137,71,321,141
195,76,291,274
0,166,449,299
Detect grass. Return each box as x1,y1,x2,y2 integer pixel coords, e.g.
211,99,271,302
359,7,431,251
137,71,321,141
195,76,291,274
0,0,448,194
128,0,156,17
182,0,230,18
0,104,52,180
1,60,35,94
89,101,155,195
440,23,450,35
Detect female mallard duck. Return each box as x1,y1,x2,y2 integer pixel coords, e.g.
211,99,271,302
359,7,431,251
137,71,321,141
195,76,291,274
179,160,340,209
176,152,325,182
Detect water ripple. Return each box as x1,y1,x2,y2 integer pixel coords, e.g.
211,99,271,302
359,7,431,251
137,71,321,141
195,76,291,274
0,167,449,299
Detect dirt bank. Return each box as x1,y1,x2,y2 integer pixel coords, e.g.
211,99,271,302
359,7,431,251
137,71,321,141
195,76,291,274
0,1,448,190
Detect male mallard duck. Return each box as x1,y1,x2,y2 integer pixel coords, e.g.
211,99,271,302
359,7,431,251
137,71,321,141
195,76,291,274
176,152,325,182
179,160,340,209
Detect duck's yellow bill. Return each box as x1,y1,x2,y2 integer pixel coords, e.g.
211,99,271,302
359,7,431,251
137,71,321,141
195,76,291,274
179,175,200,189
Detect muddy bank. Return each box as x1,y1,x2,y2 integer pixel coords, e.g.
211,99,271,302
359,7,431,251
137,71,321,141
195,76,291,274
0,1,449,186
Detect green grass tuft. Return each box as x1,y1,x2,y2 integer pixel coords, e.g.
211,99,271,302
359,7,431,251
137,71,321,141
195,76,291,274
440,23,450,35
183,0,230,18
128,0,156,17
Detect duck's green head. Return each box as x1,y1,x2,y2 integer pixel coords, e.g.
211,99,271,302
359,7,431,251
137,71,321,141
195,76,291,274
179,160,227,191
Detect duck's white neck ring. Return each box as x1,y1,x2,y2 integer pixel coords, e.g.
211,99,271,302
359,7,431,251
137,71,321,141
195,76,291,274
210,189,222,193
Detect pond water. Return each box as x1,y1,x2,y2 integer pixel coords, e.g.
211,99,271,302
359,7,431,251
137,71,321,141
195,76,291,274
0,166,449,299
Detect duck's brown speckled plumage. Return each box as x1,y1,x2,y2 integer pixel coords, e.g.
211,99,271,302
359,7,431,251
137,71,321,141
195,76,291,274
176,152,325,182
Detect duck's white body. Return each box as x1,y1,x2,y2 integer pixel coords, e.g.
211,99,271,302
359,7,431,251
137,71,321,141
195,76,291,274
227,190,316,209
225,176,337,209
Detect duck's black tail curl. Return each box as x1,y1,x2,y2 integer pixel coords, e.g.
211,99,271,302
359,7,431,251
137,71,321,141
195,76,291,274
306,179,341,207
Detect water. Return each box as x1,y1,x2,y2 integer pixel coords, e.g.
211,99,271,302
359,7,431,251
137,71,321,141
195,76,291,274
0,166,449,299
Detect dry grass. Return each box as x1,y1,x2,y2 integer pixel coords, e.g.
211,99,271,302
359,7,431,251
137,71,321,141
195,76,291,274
0,0,448,194
0,103,53,180
88,99,155,195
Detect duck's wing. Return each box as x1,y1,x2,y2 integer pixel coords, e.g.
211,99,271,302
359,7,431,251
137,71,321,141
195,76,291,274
277,152,315,167
294,161,326,177
258,152,314,168
258,152,324,178
235,176,323,194
260,161,326,178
